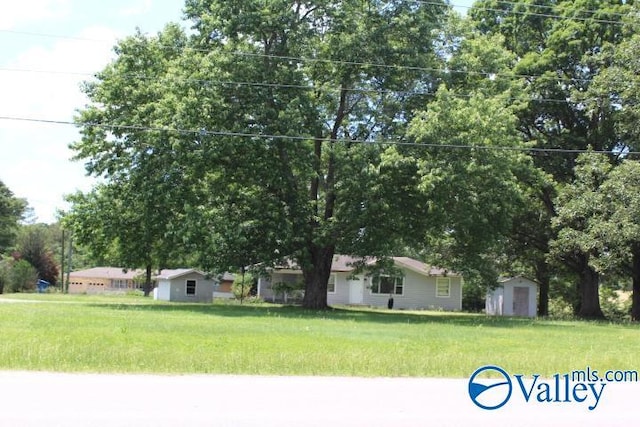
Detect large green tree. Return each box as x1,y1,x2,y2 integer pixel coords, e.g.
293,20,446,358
581,27,640,320
63,179,190,296
0,180,27,253
469,0,636,318
550,153,611,319
72,1,452,309
16,224,59,286
594,161,640,321
68,25,195,295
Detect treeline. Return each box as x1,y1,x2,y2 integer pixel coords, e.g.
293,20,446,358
11,1,639,319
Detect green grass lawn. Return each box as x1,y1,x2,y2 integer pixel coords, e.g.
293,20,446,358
0,293,638,377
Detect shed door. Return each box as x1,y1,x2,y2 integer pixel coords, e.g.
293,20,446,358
512,286,529,316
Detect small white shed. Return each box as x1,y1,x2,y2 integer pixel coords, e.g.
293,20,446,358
153,269,215,303
486,277,538,318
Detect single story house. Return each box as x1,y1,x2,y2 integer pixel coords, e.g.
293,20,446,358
153,269,217,303
257,255,463,310
68,267,147,294
486,276,538,317
69,267,234,301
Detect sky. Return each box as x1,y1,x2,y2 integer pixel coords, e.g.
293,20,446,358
0,0,475,224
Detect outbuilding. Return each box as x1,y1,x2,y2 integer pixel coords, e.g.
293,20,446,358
486,277,538,317
153,269,215,303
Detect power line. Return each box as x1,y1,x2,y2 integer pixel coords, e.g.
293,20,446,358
485,0,629,19
0,66,591,105
0,57,627,104
0,115,635,156
0,34,630,87
0,2,633,85
414,0,631,25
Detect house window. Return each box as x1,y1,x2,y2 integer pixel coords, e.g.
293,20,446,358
371,275,404,296
186,279,197,296
327,274,336,294
436,278,450,298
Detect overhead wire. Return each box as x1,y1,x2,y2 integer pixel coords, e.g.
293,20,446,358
1,2,635,157
0,115,634,156
413,0,632,25
0,0,634,85
0,66,597,105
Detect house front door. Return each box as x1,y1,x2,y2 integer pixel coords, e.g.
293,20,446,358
512,286,529,316
348,277,364,305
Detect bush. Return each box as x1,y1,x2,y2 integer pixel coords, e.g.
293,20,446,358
600,287,631,321
462,280,486,312
7,259,38,293
272,281,304,303
548,297,575,320
0,258,10,293
232,272,255,300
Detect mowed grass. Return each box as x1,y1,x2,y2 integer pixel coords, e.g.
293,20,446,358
0,294,638,377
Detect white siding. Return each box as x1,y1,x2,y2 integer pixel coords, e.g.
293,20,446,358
363,269,462,310
485,287,504,315
168,272,214,303
213,291,234,299
258,266,463,311
155,280,171,301
486,277,538,317
327,272,351,305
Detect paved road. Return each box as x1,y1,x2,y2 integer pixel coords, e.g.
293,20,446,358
0,372,636,426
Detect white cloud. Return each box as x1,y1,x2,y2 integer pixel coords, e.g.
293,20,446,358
0,0,72,30
118,0,153,17
0,25,120,223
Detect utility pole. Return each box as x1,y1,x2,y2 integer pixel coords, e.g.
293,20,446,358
60,229,65,293
65,233,72,293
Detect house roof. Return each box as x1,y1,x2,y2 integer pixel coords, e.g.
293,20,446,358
69,267,233,282
391,257,455,277
69,267,144,280
275,255,459,277
155,269,205,280
498,276,538,286
220,272,235,282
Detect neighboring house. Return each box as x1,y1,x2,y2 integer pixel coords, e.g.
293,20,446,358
486,277,538,318
153,269,217,303
214,272,235,299
257,255,463,310
68,267,147,294
69,267,234,301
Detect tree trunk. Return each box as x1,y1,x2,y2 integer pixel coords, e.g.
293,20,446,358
143,264,152,297
301,245,334,310
535,260,550,317
632,278,640,322
577,264,604,319
631,249,640,322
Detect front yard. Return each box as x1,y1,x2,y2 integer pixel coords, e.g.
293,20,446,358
0,294,638,377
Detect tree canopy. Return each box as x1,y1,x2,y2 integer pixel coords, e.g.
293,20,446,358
0,180,27,253
66,0,640,318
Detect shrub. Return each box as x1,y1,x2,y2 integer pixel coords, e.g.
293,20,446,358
462,280,486,312
272,281,304,304
7,259,38,293
0,257,10,293
600,287,631,321
232,272,255,300
548,297,575,320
